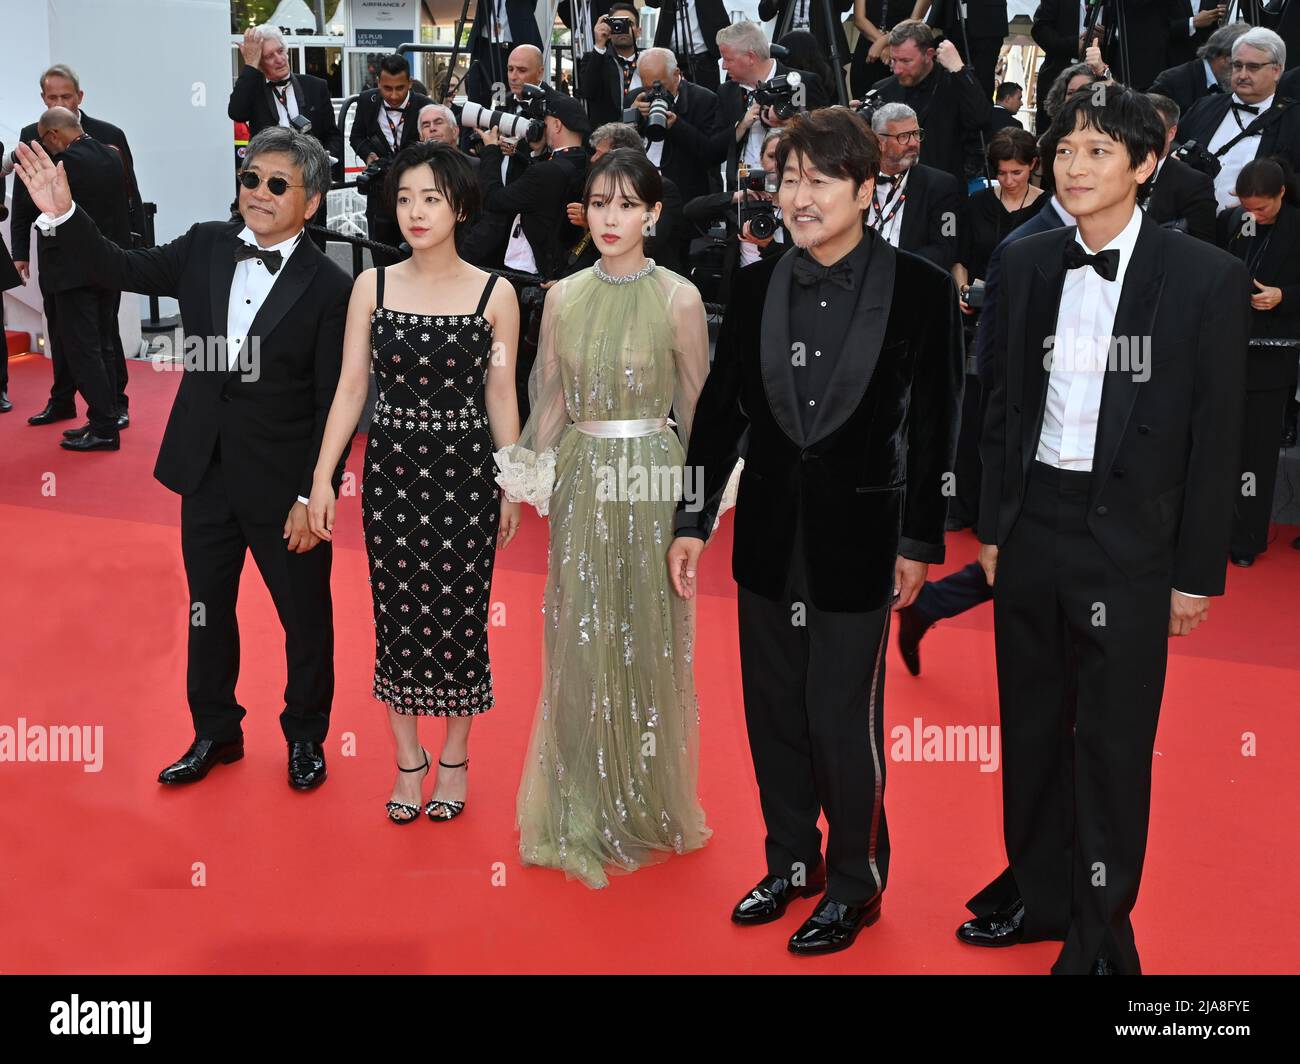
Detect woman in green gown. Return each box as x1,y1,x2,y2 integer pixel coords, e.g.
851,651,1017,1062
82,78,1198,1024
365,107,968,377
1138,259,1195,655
493,149,714,887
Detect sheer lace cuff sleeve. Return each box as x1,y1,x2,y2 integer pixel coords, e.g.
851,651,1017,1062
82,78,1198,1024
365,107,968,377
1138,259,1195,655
493,443,557,515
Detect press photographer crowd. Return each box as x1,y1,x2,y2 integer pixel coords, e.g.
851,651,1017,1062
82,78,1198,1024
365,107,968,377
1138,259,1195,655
3,0,1300,975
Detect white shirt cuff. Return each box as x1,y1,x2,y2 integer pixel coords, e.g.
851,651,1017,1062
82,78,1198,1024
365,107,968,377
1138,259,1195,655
1173,589,1206,598
36,203,77,232
297,495,311,506
594,44,606,54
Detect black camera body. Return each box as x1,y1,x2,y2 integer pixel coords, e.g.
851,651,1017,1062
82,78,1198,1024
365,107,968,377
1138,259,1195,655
355,154,392,196
1170,139,1221,178
642,80,674,143
290,114,313,135
962,279,986,309
854,89,885,123
737,168,780,240
607,15,634,36
747,72,805,121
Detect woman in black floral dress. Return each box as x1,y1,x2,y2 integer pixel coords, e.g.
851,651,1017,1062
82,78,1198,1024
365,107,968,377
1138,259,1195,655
308,143,521,824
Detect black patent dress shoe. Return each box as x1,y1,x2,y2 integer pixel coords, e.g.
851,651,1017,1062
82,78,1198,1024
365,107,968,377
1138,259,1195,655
288,740,327,789
28,403,77,425
60,431,119,451
63,422,92,439
0,392,12,413
956,898,1026,947
1091,955,1118,974
895,603,932,677
732,867,827,925
158,737,245,784
787,894,881,955
117,412,129,429
1230,552,1255,568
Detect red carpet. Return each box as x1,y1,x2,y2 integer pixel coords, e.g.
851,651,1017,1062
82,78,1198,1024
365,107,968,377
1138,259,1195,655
2,354,1297,974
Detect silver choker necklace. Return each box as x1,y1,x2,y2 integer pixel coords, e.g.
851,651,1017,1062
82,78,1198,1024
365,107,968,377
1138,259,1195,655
594,258,656,284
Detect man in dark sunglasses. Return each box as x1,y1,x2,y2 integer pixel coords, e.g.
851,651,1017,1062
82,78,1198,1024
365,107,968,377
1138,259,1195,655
13,125,354,794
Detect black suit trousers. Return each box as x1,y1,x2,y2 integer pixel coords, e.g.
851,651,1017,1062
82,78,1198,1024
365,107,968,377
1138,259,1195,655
736,514,892,905
1231,383,1293,557
51,286,121,434
181,454,335,745
989,460,1170,975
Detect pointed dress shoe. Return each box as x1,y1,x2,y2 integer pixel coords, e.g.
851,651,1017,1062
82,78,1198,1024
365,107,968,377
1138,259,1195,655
731,867,827,925
895,603,933,677
0,392,12,413
787,894,882,955
62,417,127,438
28,403,77,425
60,431,119,451
288,740,327,789
956,898,1026,947
158,737,245,784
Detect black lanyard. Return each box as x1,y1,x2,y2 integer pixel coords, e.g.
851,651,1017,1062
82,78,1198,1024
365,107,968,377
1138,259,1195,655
384,106,405,146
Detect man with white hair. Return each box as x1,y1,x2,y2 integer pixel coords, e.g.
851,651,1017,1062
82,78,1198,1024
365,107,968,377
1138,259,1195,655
1177,26,1300,212
630,47,721,203
418,103,462,147
228,24,342,251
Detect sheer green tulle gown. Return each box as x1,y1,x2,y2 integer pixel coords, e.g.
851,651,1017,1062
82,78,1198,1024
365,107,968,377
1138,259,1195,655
493,259,713,888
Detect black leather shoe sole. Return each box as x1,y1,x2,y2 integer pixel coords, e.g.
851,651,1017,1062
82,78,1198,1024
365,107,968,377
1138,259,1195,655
157,745,244,785
787,899,882,955
731,879,826,926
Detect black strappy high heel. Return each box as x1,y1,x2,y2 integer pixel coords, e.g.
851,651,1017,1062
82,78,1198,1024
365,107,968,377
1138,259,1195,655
385,747,430,824
424,757,469,822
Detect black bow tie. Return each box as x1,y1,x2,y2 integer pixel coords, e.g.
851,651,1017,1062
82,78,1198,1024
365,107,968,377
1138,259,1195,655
270,77,291,89
1232,100,1261,114
1208,83,1224,94
234,242,284,275
1062,241,1119,281
793,255,854,290
876,172,897,185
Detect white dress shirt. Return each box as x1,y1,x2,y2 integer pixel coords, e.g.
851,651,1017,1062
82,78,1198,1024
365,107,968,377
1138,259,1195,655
1206,92,1274,212
1037,204,1144,471
378,93,410,153
867,170,909,248
268,77,300,127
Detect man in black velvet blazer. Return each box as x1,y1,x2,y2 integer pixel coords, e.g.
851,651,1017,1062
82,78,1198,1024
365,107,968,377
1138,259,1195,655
669,107,962,956
13,128,352,792
960,88,1248,974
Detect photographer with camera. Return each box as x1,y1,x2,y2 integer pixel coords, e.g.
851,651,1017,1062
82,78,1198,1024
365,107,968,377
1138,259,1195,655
757,0,854,100
477,90,592,281
630,47,721,204
463,0,545,108
684,126,790,300
561,122,687,273
350,54,432,266
865,101,964,270
712,21,828,190
1151,21,1248,116
580,3,647,128
1177,27,1300,214
869,20,991,187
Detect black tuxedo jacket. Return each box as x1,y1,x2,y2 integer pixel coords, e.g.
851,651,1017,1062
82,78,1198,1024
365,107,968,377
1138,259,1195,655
644,0,732,57
1177,93,1300,173
578,46,640,129
1097,0,1169,90
0,234,21,292
349,89,433,213
759,0,854,66
677,234,963,612
1166,1,1220,67
11,111,140,261
893,162,963,270
469,0,543,48
44,207,352,516
979,214,1249,596
477,145,589,278
1149,57,1221,116
1146,154,1216,243
1031,0,1084,118
227,65,343,164
646,79,721,203
989,105,1023,132
37,136,130,294
1218,201,1300,389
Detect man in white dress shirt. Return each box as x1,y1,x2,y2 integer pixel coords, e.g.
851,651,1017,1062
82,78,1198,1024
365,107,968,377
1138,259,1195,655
13,127,354,792
959,86,1249,974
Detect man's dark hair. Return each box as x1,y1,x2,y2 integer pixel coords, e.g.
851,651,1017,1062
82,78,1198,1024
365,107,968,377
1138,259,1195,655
775,106,880,192
386,141,481,225
987,126,1038,168
1046,84,1166,202
609,1,639,20
995,81,1022,103
379,53,411,78
582,147,662,208
1146,92,1180,131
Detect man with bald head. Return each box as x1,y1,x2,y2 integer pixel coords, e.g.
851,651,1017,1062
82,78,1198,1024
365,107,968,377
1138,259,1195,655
631,46,720,203
29,107,130,450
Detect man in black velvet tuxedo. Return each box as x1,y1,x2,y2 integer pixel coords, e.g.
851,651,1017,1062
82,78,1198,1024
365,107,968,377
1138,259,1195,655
958,87,1248,974
14,128,352,791
669,106,962,955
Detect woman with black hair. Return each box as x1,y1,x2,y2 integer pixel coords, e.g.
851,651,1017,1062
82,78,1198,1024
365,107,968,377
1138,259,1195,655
307,141,523,823
1218,156,1300,566
494,148,714,887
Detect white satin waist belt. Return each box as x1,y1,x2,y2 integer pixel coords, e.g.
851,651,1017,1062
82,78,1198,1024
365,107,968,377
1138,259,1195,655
572,417,675,438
